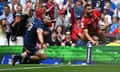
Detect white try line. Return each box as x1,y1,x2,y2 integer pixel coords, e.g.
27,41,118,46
0,65,62,72
0,64,87,71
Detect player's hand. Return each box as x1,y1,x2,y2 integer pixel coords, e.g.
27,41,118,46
91,40,98,46
41,43,47,49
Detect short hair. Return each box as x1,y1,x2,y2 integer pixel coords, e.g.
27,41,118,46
84,4,92,9
4,5,10,9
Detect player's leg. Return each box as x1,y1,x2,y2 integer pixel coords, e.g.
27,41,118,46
22,48,47,62
30,54,46,60
30,49,47,60
12,53,25,66
12,48,47,66
97,30,106,42
12,49,29,66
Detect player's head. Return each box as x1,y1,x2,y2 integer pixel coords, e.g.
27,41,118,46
84,4,92,17
36,8,46,19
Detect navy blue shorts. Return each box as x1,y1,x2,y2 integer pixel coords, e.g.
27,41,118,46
23,47,39,55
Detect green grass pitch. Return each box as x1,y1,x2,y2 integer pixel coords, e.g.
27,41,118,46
0,64,120,72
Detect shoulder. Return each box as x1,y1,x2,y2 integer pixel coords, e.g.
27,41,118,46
33,18,44,28
93,9,101,17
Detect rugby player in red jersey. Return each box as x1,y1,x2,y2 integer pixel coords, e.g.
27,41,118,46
81,4,105,45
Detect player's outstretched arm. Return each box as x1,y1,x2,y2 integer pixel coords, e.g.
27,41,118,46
84,29,97,45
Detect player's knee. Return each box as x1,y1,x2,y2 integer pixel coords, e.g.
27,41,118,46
36,50,47,60
21,52,28,58
40,54,47,60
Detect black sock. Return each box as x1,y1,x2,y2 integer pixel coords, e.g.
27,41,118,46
15,55,22,59
25,55,30,60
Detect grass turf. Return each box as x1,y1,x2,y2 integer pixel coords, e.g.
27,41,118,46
0,64,120,72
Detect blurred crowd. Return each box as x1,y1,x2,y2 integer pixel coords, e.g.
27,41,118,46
0,0,120,46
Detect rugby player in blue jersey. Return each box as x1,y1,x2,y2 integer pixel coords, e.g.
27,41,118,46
12,8,50,66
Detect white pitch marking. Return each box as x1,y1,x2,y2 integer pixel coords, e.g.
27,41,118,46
0,65,62,71
0,64,88,71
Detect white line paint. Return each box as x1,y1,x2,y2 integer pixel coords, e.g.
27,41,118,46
0,64,87,71
0,65,64,71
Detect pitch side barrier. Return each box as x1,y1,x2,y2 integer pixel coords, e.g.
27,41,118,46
0,46,120,64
